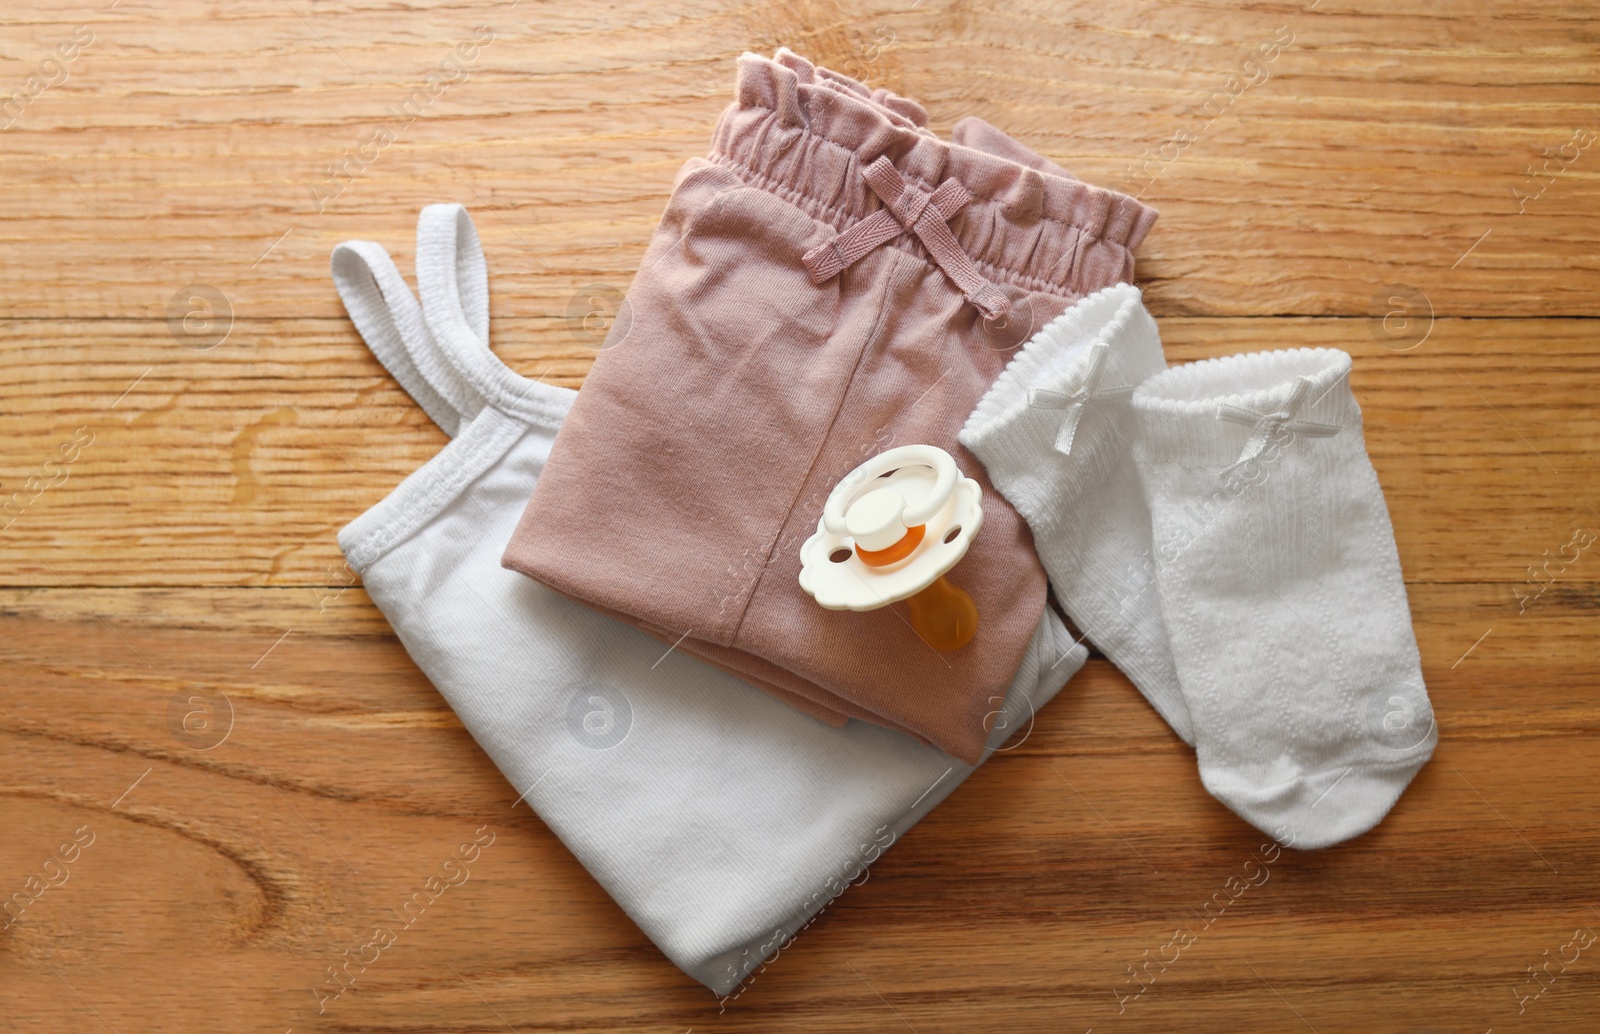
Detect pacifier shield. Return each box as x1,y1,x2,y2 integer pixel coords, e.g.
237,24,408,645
798,444,984,612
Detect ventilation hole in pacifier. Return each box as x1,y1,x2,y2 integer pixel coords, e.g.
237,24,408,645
829,548,853,563
878,468,898,478
943,525,962,544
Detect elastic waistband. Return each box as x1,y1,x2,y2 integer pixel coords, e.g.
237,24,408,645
709,51,1158,297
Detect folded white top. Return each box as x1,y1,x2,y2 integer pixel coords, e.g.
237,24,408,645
332,204,1087,993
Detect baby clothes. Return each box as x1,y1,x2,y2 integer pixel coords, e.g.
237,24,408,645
1131,348,1435,848
501,49,1155,764
964,286,1434,847
961,284,1191,742
332,203,1087,992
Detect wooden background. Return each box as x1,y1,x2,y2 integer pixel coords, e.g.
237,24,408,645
2,0,1597,1030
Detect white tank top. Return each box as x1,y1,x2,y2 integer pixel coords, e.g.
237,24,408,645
331,203,1084,994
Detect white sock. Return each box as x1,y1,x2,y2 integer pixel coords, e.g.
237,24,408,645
1131,347,1435,849
961,283,1193,744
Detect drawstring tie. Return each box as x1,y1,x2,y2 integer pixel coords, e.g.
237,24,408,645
802,156,1011,321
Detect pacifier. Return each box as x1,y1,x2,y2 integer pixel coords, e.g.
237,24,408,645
798,444,984,651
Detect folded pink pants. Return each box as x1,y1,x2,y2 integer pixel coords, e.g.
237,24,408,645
504,50,1155,763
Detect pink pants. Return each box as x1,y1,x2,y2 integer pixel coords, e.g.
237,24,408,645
504,50,1155,763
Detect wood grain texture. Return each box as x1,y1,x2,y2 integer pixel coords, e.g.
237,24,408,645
2,1,1598,1032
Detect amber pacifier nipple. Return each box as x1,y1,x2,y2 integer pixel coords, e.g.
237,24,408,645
798,444,984,651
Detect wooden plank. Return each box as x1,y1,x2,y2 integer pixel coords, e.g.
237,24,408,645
0,583,1594,1032
2,316,1595,587
0,1,1595,318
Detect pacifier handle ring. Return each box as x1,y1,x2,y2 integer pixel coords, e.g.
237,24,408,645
821,444,959,535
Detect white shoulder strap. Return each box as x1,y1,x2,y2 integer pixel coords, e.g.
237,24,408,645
333,204,572,435
329,238,483,436
416,203,554,423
